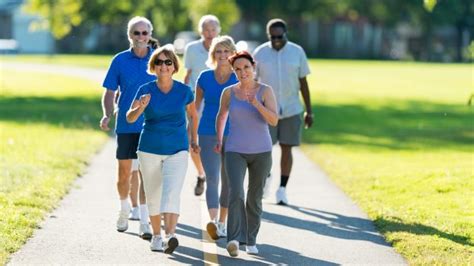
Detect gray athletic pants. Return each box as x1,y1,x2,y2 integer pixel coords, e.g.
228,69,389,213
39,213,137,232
225,151,272,246
199,135,229,209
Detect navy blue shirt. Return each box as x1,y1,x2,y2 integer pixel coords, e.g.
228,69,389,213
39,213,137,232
103,48,155,133
135,80,194,155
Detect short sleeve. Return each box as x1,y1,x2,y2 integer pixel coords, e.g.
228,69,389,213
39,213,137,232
298,48,310,78
102,56,119,91
185,85,194,105
196,70,205,92
134,83,149,101
184,43,193,69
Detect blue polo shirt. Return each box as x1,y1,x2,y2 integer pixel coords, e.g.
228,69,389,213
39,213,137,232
197,69,237,136
135,80,194,155
103,47,155,133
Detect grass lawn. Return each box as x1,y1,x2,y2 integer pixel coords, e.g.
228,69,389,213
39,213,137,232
0,69,108,265
0,54,112,69
301,60,473,265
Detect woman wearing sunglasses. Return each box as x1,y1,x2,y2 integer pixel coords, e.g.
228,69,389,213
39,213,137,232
195,35,238,241
215,51,278,257
126,45,200,254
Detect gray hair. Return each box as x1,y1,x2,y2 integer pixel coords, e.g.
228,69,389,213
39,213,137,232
198,14,221,34
127,16,153,44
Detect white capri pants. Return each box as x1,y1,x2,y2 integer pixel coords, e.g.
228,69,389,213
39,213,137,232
131,159,139,171
137,150,188,216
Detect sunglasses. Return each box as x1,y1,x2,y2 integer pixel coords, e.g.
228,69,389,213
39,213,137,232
133,30,148,36
270,34,285,40
154,59,173,66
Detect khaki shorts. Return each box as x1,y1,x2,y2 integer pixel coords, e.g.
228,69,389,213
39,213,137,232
269,114,302,146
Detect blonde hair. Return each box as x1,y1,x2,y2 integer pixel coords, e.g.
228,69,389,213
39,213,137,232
206,35,236,68
127,16,153,45
147,44,180,75
198,14,221,34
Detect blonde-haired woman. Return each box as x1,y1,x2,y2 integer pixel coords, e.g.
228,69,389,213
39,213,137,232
127,44,200,253
195,35,238,240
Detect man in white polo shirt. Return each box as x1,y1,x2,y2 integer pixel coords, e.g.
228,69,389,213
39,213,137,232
253,18,313,205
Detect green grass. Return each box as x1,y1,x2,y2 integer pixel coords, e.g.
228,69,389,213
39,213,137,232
301,60,473,265
0,69,108,265
0,54,112,69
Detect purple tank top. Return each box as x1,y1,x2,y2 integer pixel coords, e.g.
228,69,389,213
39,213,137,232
225,85,273,154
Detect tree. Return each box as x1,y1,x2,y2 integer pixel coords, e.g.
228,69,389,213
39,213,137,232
25,0,82,39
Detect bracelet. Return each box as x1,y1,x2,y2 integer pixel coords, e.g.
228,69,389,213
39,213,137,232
305,113,313,117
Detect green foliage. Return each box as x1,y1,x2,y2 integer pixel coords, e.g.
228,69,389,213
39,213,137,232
188,0,240,34
24,0,240,40
423,0,437,12
24,0,82,39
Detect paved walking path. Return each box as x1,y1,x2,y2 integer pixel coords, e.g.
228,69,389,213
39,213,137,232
6,62,405,265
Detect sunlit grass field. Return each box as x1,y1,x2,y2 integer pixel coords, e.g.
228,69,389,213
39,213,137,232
302,60,473,265
0,55,472,265
0,69,108,265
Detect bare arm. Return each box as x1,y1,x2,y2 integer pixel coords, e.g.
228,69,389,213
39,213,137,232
299,77,313,128
100,89,115,131
248,85,279,126
184,69,192,86
186,101,200,153
195,85,204,112
126,94,150,123
214,88,231,153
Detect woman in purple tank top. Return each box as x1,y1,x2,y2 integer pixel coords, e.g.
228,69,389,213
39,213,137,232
215,51,278,257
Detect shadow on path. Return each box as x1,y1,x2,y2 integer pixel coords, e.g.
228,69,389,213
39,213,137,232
263,205,391,246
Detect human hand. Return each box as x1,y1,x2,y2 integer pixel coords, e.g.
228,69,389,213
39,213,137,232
191,142,201,154
139,94,151,108
214,142,222,153
246,92,258,106
304,112,313,129
100,116,110,131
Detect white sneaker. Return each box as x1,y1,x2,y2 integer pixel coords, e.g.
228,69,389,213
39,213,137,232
217,222,227,238
263,172,273,199
164,234,179,254
246,245,259,255
226,240,239,257
206,221,219,240
116,210,129,232
139,223,152,240
150,235,164,252
276,187,288,205
129,206,139,220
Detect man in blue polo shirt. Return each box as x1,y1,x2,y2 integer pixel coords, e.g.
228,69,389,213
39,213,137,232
100,16,155,238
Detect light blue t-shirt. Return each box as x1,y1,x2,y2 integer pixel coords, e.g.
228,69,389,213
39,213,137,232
102,48,155,133
135,80,194,155
197,69,238,136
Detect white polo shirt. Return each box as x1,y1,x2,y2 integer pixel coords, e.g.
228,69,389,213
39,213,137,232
183,39,210,92
253,41,310,119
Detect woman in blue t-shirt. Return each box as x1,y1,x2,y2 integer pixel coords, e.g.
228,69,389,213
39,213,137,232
126,45,200,254
195,36,238,241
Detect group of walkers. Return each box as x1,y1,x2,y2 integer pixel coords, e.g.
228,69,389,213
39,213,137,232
100,14,312,257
